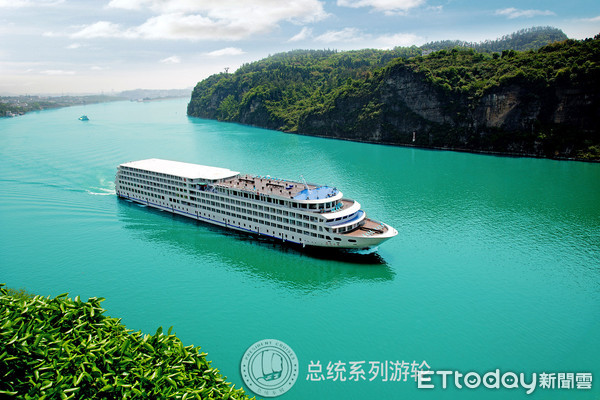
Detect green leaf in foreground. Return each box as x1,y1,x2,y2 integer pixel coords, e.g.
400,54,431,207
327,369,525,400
0,284,254,400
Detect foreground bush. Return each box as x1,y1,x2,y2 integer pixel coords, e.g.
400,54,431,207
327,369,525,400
0,284,251,399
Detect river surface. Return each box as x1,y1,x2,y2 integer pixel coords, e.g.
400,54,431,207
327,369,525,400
1,98,599,399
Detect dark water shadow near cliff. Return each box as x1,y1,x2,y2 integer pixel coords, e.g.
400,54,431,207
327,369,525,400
116,198,394,292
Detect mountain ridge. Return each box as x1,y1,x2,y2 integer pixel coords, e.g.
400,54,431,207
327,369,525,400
188,28,600,160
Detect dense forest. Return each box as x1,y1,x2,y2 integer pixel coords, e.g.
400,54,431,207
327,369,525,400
188,46,422,130
188,28,600,160
420,26,568,53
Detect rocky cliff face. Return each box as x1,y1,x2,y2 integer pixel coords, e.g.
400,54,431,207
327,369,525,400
188,53,599,160
297,66,599,158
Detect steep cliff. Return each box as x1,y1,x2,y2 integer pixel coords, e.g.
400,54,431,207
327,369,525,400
299,61,599,158
188,37,600,160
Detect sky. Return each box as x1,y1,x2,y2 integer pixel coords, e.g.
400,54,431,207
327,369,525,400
0,0,598,95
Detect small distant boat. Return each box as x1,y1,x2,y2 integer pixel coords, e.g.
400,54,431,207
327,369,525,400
79,115,89,121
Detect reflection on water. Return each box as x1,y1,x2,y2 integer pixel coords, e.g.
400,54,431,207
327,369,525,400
116,198,394,292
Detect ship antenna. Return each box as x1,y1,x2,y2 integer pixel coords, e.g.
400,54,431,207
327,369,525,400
300,175,312,198
300,175,309,191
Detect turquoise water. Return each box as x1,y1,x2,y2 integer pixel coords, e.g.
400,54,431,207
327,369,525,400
1,99,599,399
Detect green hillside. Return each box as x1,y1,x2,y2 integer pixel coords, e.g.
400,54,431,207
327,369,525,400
188,47,422,130
420,26,568,53
188,29,600,160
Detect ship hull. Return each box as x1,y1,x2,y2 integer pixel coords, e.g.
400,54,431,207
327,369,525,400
117,193,395,249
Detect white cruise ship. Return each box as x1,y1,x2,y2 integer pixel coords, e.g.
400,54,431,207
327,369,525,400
115,159,397,249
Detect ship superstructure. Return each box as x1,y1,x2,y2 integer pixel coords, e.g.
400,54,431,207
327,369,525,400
115,159,397,249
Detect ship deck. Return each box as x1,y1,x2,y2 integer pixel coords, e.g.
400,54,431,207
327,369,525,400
343,219,389,237
217,174,338,201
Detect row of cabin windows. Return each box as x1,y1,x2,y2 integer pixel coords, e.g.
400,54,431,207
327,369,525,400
333,221,362,234
121,188,165,200
118,183,187,202
120,170,342,213
118,177,187,196
216,186,338,212
119,187,329,234
120,191,352,241
119,168,221,188
198,191,329,222
120,168,186,184
118,181,340,233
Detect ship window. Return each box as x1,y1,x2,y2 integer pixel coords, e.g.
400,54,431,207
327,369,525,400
334,237,341,241
349,239,356,243
326,236,332,240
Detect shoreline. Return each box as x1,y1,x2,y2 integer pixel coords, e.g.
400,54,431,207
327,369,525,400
186,115,600,163
289,131,600,163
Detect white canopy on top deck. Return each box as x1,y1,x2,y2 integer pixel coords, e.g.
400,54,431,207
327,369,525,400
120,158,239,181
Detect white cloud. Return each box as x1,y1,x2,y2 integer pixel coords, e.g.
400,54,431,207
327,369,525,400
66,43,83,49
579,15,600,22
313,27,421,48
289,27,313,42
160,55,181,64
96,0,328,40
133,13,243,40
315,27,362,43
40,69,75,75
375,32,421,48
426,5,442,13
0,61,44,71
71,21,126,39
109,0,326,20
106,0,147,10
0,0,63,8
495,8,555,19
90,66,107,71
203,47,245,57
337,0,424,14
562,15,600,39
